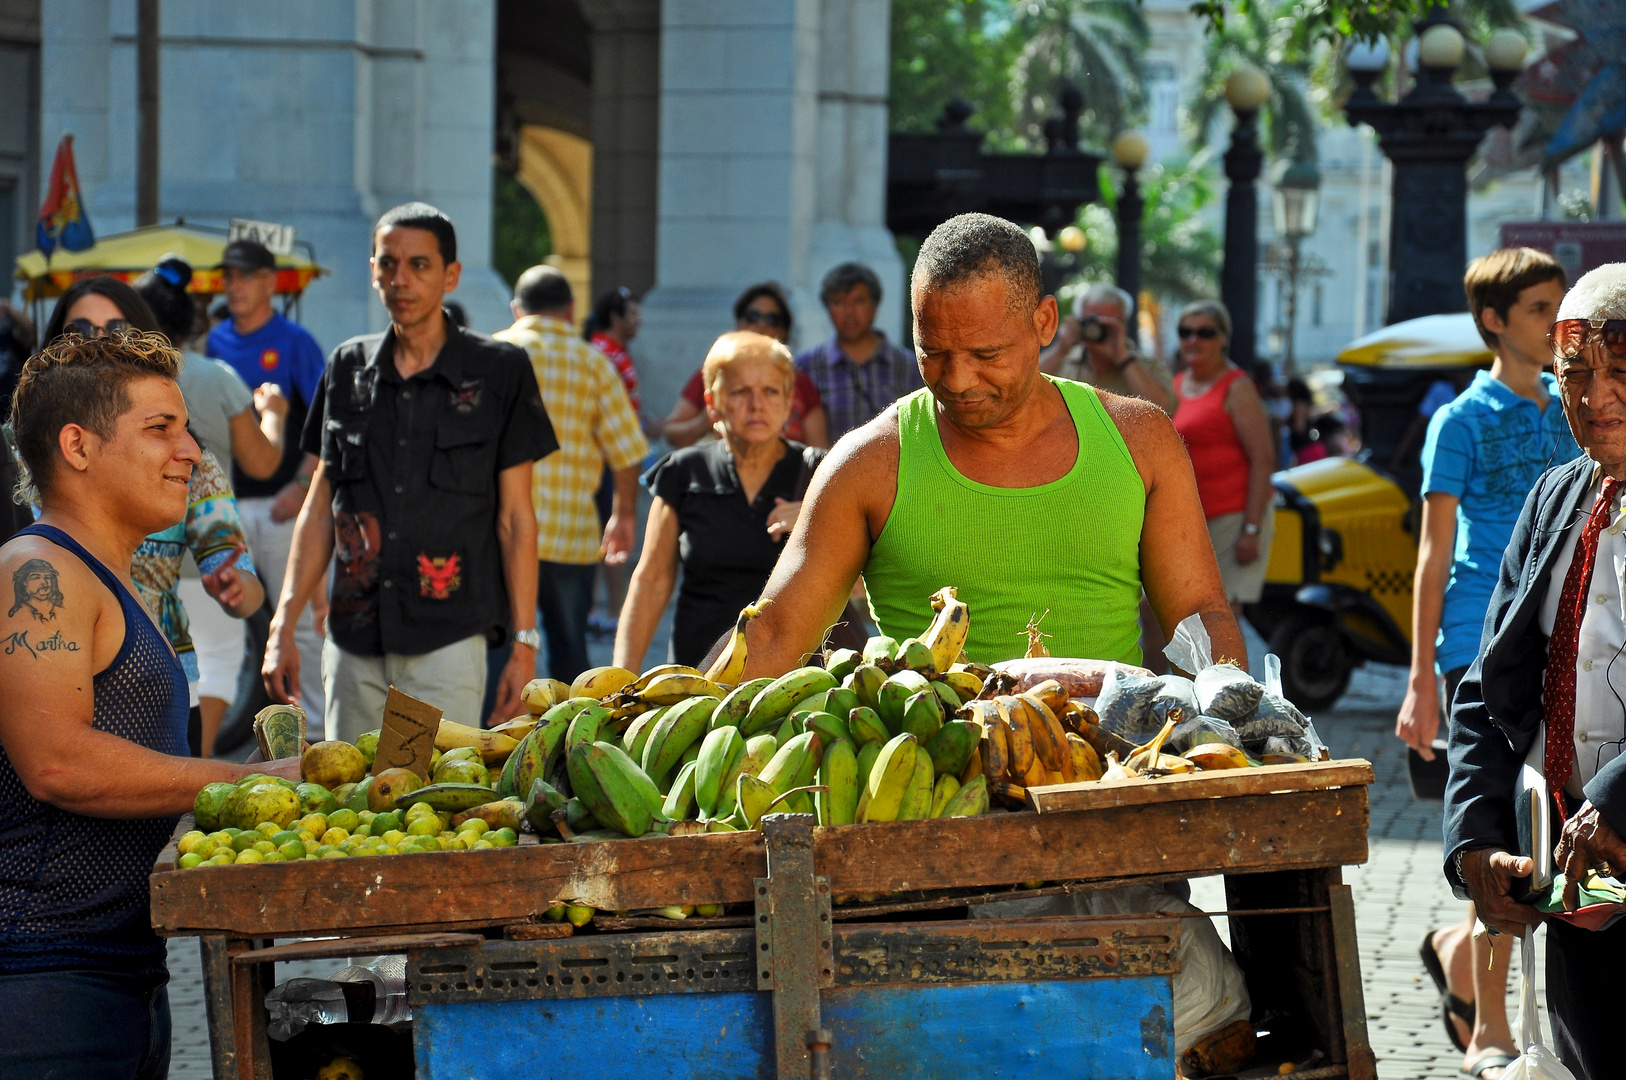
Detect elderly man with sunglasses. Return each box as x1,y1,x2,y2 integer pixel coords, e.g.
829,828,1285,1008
1444,263,1626,1079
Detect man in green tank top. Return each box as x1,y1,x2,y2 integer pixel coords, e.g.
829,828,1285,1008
739,213,1244,673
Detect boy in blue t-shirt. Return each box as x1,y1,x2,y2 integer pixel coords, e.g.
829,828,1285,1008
1399,248,1572,1077
206,238,329,729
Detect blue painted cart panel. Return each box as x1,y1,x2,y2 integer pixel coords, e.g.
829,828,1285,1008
415,977,1174,1079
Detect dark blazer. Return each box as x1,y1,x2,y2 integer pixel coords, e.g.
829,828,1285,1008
1445,453,1626,894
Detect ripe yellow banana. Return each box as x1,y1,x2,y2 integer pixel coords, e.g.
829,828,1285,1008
572,666,638,701
938,670,984,704
704,601,769,686
629,664,706,693
520,678,558,716
1014,694,1065,774
1025,678,1071,717
637,673,729,706
920,587,970,673
434,720,520,764
1185,743,1249,770
980,709,1010,780
997,697,1035,779
1066,732,1103,781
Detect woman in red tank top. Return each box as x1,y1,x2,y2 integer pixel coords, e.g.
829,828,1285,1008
1171,301,1278,615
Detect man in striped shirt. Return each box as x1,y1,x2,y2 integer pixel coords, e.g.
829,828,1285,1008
795,262,922,442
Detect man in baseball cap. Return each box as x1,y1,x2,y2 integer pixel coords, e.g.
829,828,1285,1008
206,235,330,730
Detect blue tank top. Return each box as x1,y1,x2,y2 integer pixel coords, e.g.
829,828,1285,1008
0,524,189,975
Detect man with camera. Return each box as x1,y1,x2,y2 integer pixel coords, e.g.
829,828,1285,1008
1038,283,1175,414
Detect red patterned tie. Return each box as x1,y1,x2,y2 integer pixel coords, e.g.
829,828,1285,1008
1544,474,1620,813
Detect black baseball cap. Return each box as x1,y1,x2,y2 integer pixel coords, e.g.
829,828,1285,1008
219,239,276,273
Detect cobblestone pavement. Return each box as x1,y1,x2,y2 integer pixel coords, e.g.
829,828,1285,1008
165,655,1553,1077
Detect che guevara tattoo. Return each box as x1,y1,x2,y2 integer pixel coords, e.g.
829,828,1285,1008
9,559,64,623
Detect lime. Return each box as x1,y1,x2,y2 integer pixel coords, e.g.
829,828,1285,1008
191,838,220,860
178,852,204,869
490,827,518,847
177,830,206,855
314,844,337,857
327,808,359,832
271,830,301,847
297,829,316,843
415,836,441,853
381,830,406,846
263,852,286,863
221,827,243,837
303,839,321,855
457,818,490,837
252,840,276,855
471,839,495,850
208,852,235,866
256,822,280,838
357,810,376,824
277,840,305,861
234,848,265,864
372,812,401,834
208,830,234,844
231,832,261,853
321,827,349,845
404,801,436,821
298,813,328,836
379,845,400,855
352,823,372,838
406,817,440,837
320,848,350,858
440,836,467,851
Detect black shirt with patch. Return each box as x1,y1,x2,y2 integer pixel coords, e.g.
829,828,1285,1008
302,320,557,657
644,439,825,667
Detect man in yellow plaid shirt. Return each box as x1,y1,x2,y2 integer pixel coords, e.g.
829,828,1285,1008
497,266,649,681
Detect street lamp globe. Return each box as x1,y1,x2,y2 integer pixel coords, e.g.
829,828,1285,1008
1057,225,1086,253
1110,131,1150,170
1485,28,1528,73
1346,37,1389,74
1224,65,1271,112
1271,158,1321,241
1418,23,1465,71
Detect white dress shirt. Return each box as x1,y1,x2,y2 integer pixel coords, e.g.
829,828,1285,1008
1539,468,1626,798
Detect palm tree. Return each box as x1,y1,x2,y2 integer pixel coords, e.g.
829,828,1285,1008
1008,0,1149,150
1062,155,1224,305
1185,0,1321,164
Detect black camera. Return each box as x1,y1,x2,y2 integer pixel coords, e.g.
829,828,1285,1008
1078,315,1109,343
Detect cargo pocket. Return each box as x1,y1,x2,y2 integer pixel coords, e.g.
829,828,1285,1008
429,425,494,494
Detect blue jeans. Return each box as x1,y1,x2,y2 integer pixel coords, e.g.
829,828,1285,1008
538,560,599,683
0,967,170,1079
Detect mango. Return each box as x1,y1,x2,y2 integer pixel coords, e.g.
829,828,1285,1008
227,783,302,830
301,741,367,789
294,782,338,816
192,782,237,832
369,769,423,813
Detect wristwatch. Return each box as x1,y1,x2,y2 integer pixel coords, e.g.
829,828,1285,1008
1242,522,1261,537
512,628,541,650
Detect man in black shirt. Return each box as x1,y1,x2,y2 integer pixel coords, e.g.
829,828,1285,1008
264,203,557,734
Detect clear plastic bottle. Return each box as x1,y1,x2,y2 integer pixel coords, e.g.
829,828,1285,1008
264,954,411,1040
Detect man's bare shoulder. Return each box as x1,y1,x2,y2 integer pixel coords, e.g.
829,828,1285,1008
822,406,901,485
0,532,105,639
1094,388,1186,478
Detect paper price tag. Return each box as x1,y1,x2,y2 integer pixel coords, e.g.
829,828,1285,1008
372,686,442,779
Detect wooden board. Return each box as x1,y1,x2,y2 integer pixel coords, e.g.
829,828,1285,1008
1025,759,1374,814
225,933,483,966
151,783,1368,937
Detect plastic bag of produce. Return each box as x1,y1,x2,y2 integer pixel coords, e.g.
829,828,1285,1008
1499,931,1579,1080
988,657,1153,700
1150,676,1200,726
1096,668,1166,743
971,885,1250,1055
1194,664,1264,721
1168,714,1243,753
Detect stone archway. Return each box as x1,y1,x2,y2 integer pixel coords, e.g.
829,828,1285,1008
517,125,593,322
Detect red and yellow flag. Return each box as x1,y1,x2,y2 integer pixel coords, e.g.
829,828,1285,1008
37,135,95,256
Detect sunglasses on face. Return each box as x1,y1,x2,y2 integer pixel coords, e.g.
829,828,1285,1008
1550,319,1626,360
742,309,787,329
1178,325,1219,340
64,318,132,339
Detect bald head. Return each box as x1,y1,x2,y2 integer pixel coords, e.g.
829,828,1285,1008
911,213,1043,315
514,265,573,316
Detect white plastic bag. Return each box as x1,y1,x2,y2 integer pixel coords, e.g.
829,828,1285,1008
1164,613,1215,675
1501,930,1577,1080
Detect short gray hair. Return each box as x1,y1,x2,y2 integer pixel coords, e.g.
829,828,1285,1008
911,213,1043,312
1178,299,1233,350
1557,263,1626,321
1075,282,1133,318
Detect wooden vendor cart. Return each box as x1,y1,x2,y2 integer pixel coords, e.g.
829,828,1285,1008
150,760,1378,1080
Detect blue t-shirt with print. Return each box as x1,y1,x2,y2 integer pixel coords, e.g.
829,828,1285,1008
206,311,326,498
1422,370,1579,672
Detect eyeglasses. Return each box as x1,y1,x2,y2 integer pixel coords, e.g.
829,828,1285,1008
741,309,788,330
1550,319,1626,360
1178,325,1220,340
64,318,132,339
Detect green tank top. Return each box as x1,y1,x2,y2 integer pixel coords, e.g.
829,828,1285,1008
865,378,1145,665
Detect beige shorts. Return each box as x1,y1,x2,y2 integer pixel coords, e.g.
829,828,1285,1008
1207,511,1274,605
322,633,488,743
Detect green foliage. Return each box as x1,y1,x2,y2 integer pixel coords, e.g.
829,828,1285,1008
1188,0,1445,47
1064,157,1223,305
1010,0,1149,149
1185,0,1321,162
890,0,1020,139
491,169,552,289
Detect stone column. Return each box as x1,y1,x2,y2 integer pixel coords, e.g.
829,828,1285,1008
635,0,824,415
586,0,661,299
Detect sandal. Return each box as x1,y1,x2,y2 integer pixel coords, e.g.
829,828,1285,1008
1460,1051,1516,1078
1420,930,1475,1053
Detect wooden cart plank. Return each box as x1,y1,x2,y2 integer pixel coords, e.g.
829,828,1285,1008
152,785,1367,936
1329,882,1378,1080
1025,760,1374,813
227,932,483,966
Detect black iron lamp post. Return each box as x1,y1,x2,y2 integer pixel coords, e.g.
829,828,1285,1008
1111,131,1149,324
1271,158,1321,373
1343,18,1526,324
1220,65,1271,375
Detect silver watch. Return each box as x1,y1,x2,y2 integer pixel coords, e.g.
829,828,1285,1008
1242,522,1261,537
512,628,541,650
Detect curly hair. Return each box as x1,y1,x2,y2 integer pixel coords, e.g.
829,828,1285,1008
10,330,181,496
